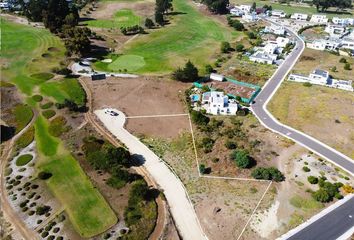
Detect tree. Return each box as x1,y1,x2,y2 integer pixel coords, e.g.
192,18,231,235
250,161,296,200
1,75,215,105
312,189,331,202
199,164,206,174
202,0,229,14
339,57,347,63
24,0,47,22
190,110,210,125
221,41,231,53
313,0,351,12
307,176,319,184
251,1,256,12
172,60,199,82
63,27,91,56
231,149,252,169
156,0,173,14
247,31,257,39
251,167,284,182
155,11,164,25
344,62,351,70
145,18,155,29
232,21,245,31
235,44,244,52
205,64,214,74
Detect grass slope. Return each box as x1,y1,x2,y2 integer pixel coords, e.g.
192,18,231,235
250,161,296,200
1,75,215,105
35,116,117,237
84,9,141,28
95,0,238,73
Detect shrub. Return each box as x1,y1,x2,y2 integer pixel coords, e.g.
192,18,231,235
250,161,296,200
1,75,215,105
339,57,347,63
225,140,237,149
190,110,209,125
307,176,318,184
15,127,34,149
312,189,331,202
36,205,51,215
200,137,214,153
42,110,56,119
251,167,285,182
235,44,244,52
30,72,54,81
205,64,214,74
48,116,70,137
344,63,351,70
106,176,126,189
303,166,311,172
16,154,33,166
40,102,54,109
199,164,206,174
303,82,312,87
38,171,53,180
32,95,43,102
144,18,155,29
172,60,199,82
231,149,253,169
221,41,231,53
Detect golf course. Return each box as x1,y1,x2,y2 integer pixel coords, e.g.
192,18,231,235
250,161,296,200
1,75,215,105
94,0,241,73
84,9,141,28
2,20,117,237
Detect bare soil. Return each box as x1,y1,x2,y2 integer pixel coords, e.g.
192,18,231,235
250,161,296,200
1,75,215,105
86,76,191,138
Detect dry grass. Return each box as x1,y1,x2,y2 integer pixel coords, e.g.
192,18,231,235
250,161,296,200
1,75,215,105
268,81,354,158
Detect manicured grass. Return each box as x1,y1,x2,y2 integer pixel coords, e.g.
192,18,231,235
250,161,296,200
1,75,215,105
42,110,56,119
108,55,146,72
84,9,141,29
94,0,238,73
16,154,33,166
12,104,34,134
35,115,117,237
32,94,43,102
1,20,65,95
40,78,86,106
15,126,35,149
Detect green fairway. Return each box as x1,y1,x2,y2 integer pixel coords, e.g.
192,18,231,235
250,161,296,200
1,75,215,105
35,115,117,237
84,9,141,28
108,54,146,72
40,78,86,106
94,0,238,73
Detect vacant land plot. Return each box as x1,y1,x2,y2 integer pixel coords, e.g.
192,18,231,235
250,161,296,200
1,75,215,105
84,9,141,28
35,116,117,237
88,76,190,138
94,0,239,73
291,49,354,81
268,81,354,159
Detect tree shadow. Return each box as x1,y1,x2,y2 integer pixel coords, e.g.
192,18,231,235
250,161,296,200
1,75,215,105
130,153,146,167
0,125,16,143
166,11,187,16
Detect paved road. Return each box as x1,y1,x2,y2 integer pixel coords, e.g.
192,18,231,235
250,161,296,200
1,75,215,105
95,109,207,240
251,26,354,239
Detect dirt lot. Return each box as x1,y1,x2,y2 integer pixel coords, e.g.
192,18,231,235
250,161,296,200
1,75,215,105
292,48,354,81
86,76,191,138
206,80,257,99
268,81,354,159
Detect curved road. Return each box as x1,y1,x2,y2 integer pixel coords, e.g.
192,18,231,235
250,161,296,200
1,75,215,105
251,26,354,239
95,109,207,240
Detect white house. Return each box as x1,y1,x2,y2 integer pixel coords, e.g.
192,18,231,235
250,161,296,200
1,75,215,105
271,10,286,18
242,12,258,22
249,51,277,64
332,17,354,26
307,39,339,51
289,69,353,91
0,1,9,8
230,7,244,16
310,15,328,23
264,24,286,35
291,13,308,21
239,4,251,13
263,42,278,54
325,24,346,36
341,37,354,50
210,73,224,82
276,37,290,48
202,91,238,115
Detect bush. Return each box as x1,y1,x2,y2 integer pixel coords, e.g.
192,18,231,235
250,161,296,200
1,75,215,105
205,64,214,74
235,44,244,52
190,110,209,125
120,25,144,35
221,41,231,53
303,166,311,172
224,140,237,149
312,189,331,202
32,95,43,102
339,57,347,63
200,137,214,153
40,102,54,109
307,176,318,184
42,110,56,119
36,205,51,215
15,126,34,149
303,82,312,87
251,167,285,182
16,154,33,166
231,149,253,169
144,18,155,29
48,116,70,137
199,164,206,174
172,60,198,82
38,171,53,180
344,62,351,70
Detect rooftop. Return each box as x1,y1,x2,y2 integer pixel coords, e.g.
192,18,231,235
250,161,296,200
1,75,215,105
312,69,329,78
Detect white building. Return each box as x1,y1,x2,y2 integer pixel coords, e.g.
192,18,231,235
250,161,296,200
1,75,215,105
325,24,346,36
230,7,244,16
341,37,354,50
210,73,224,82
249,51,277,64
291,13,308,21
276,37,290,48
263,42,279,54
0,1,9,8
332,17,354,26
310,15,328,23
264,24,286,35
202,91,238,115
242,12,258,22
288,69,353,91
271,10,286,18
239,4,251,13
307,39,339,51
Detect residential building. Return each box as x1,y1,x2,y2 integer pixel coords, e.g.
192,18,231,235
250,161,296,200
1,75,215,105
249,51,277,64
276,37,290,48
242,12,258,22
288,69,353,91
202,91,238,115
332,17,354,26
239,4,251,13
341,37,354,50
230,7,244,16
291,13,308,21
210,73,224,82
325,24,346,36
263,42,278,54
307,39,339,51
271,10,286,18
264,24,286,35
310,14,328,23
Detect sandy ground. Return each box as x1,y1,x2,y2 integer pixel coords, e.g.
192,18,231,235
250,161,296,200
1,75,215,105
86,76,190,138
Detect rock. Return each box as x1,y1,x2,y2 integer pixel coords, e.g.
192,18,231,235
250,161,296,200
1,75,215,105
213,207,221,215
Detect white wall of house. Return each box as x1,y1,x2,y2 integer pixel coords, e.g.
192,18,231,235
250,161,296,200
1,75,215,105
310,15,328,23
291,13,308,21
202,92,238,115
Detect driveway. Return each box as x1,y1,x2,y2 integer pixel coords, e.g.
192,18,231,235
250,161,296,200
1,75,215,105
95,109,207,240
